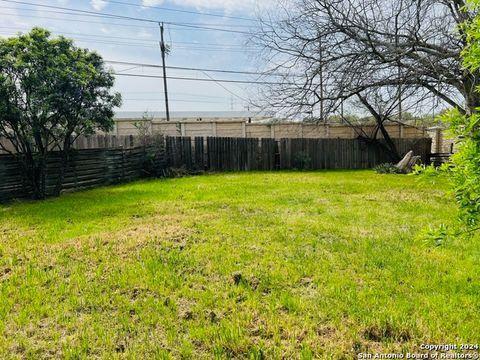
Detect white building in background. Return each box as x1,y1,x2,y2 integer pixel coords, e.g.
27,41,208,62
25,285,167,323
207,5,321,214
114,111,273,124
112,111,427,141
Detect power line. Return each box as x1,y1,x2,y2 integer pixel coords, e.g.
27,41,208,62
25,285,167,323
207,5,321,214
0,5,257,28
122,91,229,99
0,31,257,52
167,40,258,49
106,60,283,77
0,10,255,32
2,7,255,29
0,1,252,34
114,72,293,85
0,11,155,29
0,26,260,48
90,42,256,53
0,29,298,78
123,98,229,104
199,70,249,104
0,0,157,23
167,23,249,35
98,0,255,22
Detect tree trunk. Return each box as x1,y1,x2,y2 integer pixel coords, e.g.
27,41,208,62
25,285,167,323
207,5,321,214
17,151,48,200
465,91,480,115
356,94,401,162
464,73,480,115
360,136,400,163
376,122,400,162
54,141,71,197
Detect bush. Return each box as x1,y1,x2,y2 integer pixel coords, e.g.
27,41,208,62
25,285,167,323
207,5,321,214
374,163,400,174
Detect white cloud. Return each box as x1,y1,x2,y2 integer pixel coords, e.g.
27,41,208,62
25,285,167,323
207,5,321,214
0,6,31,31
173,0,256,12
91,0,108,10
141,0,271,13
142,0,165,5
136,30,154,39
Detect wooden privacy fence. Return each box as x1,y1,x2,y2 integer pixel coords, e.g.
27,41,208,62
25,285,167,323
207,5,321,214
0,135,138,154
164,137,431,171
0,147,155,202
141,136,432,171
278,138,432,169
207,138,277,171
0,136,431,201
163,137,277,171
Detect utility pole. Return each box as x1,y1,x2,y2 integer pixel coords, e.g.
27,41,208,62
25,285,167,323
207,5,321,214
159,22,170,122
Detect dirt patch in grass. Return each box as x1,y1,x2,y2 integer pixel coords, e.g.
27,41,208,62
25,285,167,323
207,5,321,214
363,323,412,343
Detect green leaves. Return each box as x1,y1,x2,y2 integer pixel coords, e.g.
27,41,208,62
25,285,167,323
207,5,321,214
419,224,451,247
0,27,121,142
441,104,480,229
415,0,480,237
0,28,121,198
463,0,480,72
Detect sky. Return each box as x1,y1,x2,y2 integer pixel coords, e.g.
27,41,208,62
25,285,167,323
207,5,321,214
0,0,275,116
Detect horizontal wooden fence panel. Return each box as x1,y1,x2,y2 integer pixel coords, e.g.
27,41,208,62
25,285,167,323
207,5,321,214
0,136,431,202
0,147,148,201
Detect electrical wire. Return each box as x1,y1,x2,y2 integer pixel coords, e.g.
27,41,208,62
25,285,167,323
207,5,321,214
0,10,255,33
199,70,249,103
96,0,256,22
106,60,284,77
121,91,231,99
0,11,156,29
0,0,253,34
114,72,294,85
0,31,257,52
123,98,228,104
0,26,260,49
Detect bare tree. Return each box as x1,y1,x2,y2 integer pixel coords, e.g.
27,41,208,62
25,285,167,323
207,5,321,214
347,85,431,160
252,0,479,152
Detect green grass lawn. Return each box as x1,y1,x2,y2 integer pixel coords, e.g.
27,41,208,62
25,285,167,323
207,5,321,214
0,171,478,359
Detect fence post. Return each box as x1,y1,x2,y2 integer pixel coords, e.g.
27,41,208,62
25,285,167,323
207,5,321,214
122,147,125,180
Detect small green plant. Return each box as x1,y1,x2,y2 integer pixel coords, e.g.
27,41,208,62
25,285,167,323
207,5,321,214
412,162,452,176
419,224,452,246
134,111,154,147
374,163,400,174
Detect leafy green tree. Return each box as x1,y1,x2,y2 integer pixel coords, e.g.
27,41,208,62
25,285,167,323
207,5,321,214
0,28,121,199
440,0,480,231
